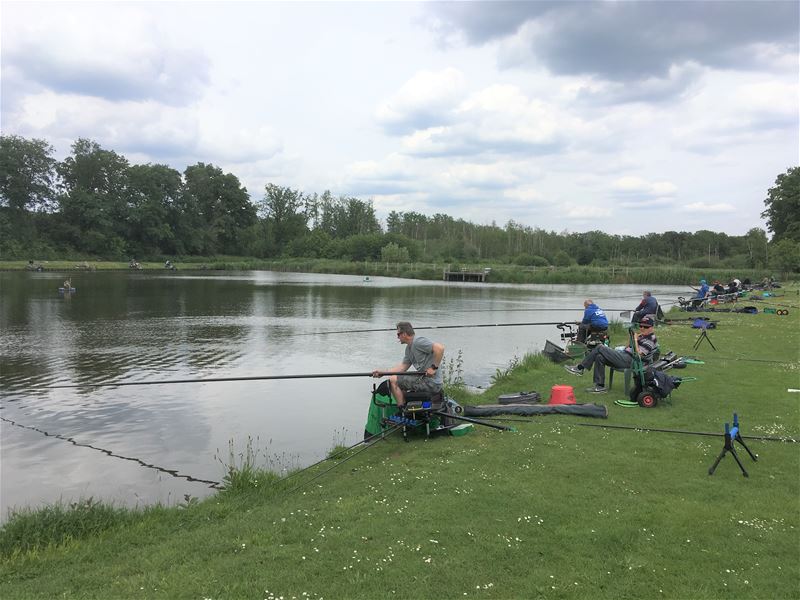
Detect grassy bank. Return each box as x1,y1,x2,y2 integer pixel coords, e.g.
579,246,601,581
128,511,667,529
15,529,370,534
1,258,783,286
1,291,799,599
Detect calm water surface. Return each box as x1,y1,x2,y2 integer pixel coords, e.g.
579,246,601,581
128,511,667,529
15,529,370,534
0,270,686,519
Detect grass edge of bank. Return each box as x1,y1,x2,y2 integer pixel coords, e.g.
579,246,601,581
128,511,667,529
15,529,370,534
1,258,788,286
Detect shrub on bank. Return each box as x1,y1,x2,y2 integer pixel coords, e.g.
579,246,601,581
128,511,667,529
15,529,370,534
0,498,134,555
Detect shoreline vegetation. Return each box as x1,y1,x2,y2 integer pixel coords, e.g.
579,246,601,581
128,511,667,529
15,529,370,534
1,258,784,286
1,286,798,598
3,137,798,282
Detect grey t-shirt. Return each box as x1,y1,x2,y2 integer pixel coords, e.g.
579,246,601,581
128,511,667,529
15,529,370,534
403,335,443,385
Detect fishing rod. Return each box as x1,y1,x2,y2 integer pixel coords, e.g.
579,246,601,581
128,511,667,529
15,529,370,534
0,415,223,486
710,356,793,364
295,320,579,337
431,410,515,431
578,423,798,443
283,424,403,495
279,425,403,486
47,370,425,390
453,415,541,424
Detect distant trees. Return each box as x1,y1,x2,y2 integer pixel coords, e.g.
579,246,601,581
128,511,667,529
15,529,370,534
126,163,182,256
0,135,57,213
182,163,256,256
771,238,800,274
57,138,131,255
257,184,309,257
762,167,800,243
744,227,769,268
0,133,797,275
0,135,58,256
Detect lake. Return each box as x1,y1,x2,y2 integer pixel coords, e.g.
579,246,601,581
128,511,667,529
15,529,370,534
0,270,688,519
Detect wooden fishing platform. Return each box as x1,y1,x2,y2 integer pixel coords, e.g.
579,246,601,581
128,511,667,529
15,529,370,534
443,268,489,282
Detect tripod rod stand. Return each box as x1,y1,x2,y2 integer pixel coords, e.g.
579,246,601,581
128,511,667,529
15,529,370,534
708,413,758,477
693,327,717,351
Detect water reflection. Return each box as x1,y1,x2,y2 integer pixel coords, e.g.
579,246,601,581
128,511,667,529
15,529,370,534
0,271,686,519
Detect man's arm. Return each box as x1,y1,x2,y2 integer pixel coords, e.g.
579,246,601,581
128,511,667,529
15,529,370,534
431,342,444,367
426,342,445,377
372,361,410,377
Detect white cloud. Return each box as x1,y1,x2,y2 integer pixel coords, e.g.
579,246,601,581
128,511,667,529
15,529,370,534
573,63,706,105
398,83,604,158
3,5,209,105
680,202,736,214
563,204,614,220
375,68,466,133
9,92,197,157
612,177,678,197
7,91,282,167
0,2,796,235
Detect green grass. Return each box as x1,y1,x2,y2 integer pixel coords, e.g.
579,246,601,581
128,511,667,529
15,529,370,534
1,290,798,599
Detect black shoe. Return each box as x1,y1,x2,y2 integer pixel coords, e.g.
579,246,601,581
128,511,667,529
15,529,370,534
586,385,607,394
564,365,584,376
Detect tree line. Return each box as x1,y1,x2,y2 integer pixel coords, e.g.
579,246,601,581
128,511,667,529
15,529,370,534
1,135,798,272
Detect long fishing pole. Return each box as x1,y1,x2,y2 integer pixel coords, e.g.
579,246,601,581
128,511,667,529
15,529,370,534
709,357,793,364
448,415,540,424
295,320,579,337
279,426,401,485
432,410,515,431
47,370,425,389
283,425,403,495
578,423,798,443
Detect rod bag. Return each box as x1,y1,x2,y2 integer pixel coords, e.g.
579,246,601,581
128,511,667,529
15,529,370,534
464,403,608,418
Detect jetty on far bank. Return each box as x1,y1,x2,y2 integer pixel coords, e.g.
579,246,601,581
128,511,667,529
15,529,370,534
443,267,490,282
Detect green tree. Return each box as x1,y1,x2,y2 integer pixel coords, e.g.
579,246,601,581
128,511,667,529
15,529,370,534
57,139,130,256
258,184,308,256
0,135,57,213
770,238,800,275
286,230,333,258
182,163,256,255
553,250,573,267
0,135,59,257
380,242,410,263
762,167,800,242
744,227,769,268
315,194,380,238
126,164,183,255
513,254,549,267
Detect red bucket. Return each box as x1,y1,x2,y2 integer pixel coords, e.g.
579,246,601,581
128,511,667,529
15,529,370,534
549,385,576,405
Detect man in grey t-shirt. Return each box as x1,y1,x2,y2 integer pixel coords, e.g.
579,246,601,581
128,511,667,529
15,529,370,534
372,321,445,407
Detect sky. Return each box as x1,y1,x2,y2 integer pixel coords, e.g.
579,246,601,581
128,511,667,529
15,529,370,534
2,1,798,236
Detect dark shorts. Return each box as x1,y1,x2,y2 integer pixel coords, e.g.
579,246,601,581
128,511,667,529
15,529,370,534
400,377,442,394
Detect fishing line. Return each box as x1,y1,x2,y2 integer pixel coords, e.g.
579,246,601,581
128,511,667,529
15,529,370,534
283,425,403,496
293,320,580,338
279,427,397,485
0,415,223,487
577,423,798,443
708,356,794,364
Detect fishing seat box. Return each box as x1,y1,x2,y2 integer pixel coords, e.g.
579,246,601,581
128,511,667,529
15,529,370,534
403,391,445,411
